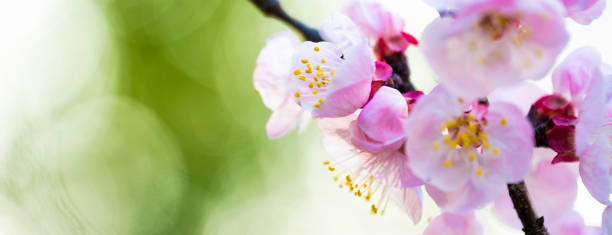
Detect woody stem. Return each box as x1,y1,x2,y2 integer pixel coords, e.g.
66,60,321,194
507,181,549,235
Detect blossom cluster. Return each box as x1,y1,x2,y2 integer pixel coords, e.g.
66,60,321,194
253,0,611,233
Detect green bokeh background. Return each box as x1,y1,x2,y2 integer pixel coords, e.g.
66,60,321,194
1,0,344,234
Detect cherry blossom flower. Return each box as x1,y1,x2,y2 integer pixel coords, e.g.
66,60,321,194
561,0,606,24
317,86,423,222
253,31,310,138
546,47,612,205
289,13,378,119
492,148,578,228
423,212,483,235
404,85,533,212
344,0,418,54
421,0,569,99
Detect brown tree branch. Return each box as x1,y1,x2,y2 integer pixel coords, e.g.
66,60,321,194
507,182,549,235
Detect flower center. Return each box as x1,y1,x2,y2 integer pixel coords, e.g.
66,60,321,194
293,46,337,109
431,102,507,176
478,13,519,41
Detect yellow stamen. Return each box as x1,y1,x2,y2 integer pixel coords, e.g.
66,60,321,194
321,58,326,63
301,59,309,64
476,168,484,176
317,82,322,88
443,160,452,168
432,143,440,151
293,69,301,75
482,141,491,149
323,161,330,165
500,118,507,126
294,91,300,98
318,98,324,103
308,82,314,88
298,75,306,81
443,136,452,144
492,148,500,155
312,90,318,95
478,132,488,141
328,166,335,171
468,152,476,161
370,204,378,214
313,103,320,108
314,46,320,52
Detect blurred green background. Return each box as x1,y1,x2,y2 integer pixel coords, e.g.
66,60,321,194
0,0,347,234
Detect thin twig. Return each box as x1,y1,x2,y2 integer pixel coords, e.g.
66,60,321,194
249,0,322,42
507,182,549,235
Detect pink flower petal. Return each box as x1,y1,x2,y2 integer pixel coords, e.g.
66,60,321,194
579,129,612,205
374,61,392,81
320,13,366,51
266,97,308,139
427,182,505,213
421,0,569,99
484,101,534,182
424,212,483,235
389,187,423,224
603,206,612,235
344,0,404,40
528,149,578,221
547,211,589,235
575,68,607,154
568,0,606,25
552,47,602,103
488,81,547,116
404,86,469,191
357,86,407,147
253,31,300,110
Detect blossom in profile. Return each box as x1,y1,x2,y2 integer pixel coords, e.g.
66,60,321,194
421,0,569,99
404,86,533,212
317,86,423,223
344,0,418,54
253,31,310,138
545,47,612,205
560,0,606,25
423,212,483,235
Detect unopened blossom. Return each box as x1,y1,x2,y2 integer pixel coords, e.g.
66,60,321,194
344,0,418,54
423,212,483,235
253,32,310,138
404,86,533,212
493,148,578,228
561,0,606,24
318,86,423,222
421,0,569,99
